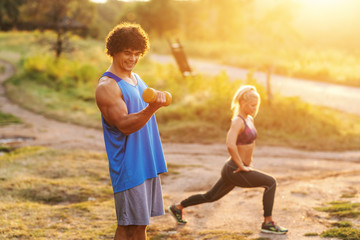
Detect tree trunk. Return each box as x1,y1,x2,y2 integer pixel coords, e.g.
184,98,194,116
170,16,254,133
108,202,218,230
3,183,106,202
56,29,62,58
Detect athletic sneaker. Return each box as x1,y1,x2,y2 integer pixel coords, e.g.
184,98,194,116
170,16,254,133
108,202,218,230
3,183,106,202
261,221,288,234
168,204,187,224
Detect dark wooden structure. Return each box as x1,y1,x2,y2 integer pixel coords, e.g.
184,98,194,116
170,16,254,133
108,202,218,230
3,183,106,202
168,39,193,77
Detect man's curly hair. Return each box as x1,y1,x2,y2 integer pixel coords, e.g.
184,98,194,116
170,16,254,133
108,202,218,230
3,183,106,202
105,22,150,57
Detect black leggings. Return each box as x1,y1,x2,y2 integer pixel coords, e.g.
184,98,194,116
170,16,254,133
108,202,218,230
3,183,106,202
180,159,277,217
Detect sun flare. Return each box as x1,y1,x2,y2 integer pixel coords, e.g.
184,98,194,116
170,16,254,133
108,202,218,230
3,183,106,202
296,0,344,9
293,0,358,18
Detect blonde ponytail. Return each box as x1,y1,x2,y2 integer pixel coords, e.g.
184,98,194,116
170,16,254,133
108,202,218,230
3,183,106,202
231,85,260,119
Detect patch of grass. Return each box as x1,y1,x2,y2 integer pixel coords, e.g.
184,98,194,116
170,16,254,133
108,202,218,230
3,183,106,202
0,111,22,126
315,201,360,218
0,31,44,64
316,201,359,213
340,189,358,199
0,146,117,239
332,221,353,228
0,145,14,153
316,201,360,240
321,227,360,240
0,146,46,163
3,177,112,204
4,78,101,128
341,193,357,198
304,232,318,237
256,95,360,151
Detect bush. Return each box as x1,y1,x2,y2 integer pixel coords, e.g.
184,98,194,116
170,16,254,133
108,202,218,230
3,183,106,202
23,54,100,90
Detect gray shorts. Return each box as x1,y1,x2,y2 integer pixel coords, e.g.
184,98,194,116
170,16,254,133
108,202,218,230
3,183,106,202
114,176,164,226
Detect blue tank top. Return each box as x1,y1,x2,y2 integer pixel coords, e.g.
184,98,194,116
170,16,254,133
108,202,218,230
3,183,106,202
236,115,257,145
100,71,167,193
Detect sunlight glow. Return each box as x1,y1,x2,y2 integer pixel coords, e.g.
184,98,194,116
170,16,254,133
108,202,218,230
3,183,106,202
90,0,150,2
296,0,343,9
293,0,358,20
90,0,107,3
291,0,360,48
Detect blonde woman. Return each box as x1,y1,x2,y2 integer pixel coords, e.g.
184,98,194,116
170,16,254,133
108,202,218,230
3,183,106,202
168,85,288,234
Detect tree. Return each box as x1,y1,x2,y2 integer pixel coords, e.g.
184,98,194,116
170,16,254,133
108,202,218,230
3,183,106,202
0,0,24,30
119,0,180,38
20,0,95,58
91,0,126,39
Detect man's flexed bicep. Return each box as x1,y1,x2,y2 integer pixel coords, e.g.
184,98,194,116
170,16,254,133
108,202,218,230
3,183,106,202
96,77,128,126
96,78,159,135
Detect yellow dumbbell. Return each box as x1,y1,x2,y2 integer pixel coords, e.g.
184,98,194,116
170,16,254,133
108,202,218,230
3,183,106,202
142,88,172,106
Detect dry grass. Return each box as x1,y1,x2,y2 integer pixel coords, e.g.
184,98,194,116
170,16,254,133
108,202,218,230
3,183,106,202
314,201,360,240
0,146,264,240
0,147,116,240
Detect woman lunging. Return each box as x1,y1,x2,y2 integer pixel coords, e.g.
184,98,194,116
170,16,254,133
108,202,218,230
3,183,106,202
168,85,288,234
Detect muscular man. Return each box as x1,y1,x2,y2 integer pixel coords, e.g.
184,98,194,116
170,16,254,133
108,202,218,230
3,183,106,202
96,22,168,240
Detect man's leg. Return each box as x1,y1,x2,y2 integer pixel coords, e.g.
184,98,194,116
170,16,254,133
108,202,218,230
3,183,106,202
114,225,147,240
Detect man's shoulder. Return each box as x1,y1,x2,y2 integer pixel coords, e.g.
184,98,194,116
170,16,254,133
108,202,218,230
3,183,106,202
98,75,113,84
96,76,121,99
97,76,118,89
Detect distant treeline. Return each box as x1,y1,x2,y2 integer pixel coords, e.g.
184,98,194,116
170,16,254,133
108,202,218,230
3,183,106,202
1,0,296,44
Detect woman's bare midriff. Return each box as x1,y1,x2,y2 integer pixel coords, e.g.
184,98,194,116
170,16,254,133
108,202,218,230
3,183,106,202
237,143,255,166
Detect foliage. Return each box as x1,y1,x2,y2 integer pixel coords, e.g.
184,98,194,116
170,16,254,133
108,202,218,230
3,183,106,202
20,0,95,31
12,0,296,44
18,0,95,57
151,38,360,87
6,0,360,86
23,54,99,90
90,0,126,38
0,0,24,30
119,0,180,38
0,31,109,128
2,31,360,150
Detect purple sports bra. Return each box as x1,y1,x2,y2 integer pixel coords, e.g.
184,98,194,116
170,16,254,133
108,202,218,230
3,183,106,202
236,115,257,145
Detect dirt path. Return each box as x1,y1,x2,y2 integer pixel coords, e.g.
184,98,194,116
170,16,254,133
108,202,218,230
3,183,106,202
0,60,105,151
1,60,360,239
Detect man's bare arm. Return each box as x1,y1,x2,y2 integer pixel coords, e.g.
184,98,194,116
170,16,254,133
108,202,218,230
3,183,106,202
95,78,166,135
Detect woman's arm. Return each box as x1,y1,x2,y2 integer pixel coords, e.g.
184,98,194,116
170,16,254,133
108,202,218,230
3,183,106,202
226,117,250,172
